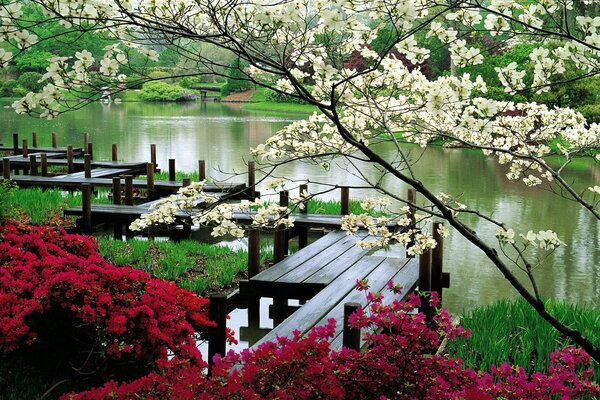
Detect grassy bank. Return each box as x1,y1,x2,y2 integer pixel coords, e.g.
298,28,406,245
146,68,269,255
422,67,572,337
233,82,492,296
445,298,600,376
241,88,317,114
97,237,273,295
0,182,111,226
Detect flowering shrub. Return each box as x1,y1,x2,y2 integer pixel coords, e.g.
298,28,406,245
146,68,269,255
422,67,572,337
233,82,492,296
66,284,600,400
0,220,217,383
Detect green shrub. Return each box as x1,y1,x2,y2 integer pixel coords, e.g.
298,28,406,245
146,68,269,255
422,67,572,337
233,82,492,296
221,58,254,96
578,103,600,124
11,85,28,97
0,79,17,96
17,71,44,92
138,81,190,102
13,51,53,72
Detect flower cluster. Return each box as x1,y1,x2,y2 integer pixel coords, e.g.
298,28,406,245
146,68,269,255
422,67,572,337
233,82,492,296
130,184,295,238
66,287,600,399
0,220,216,377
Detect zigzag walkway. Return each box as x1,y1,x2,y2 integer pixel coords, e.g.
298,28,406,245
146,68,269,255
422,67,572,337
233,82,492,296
238,230,424,351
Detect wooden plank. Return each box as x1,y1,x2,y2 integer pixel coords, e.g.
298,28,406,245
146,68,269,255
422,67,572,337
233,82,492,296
251,256,386,348
0,146,84,155
251,257,419,351
1,152,65,161
53,168,130,180
278,232,370,284
328,258,419,349
10,174,245,194
249,231,347,282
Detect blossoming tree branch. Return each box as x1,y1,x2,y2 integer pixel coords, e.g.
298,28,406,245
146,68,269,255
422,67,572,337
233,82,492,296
2,0,600,359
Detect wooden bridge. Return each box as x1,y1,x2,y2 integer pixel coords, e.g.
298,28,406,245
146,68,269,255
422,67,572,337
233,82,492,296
207,223,449,363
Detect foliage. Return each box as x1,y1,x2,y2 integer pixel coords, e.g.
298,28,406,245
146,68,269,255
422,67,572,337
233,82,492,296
0,221,219,395
0,79,17,96
445,298,600,376
138,81,194,102
13,50,54,72
4,0,600,363
16,71,43,92
221,59,254,96
458,43,537,90
97,238,272,295
1,186,111,226
264,88,309,104
0,179,17,218
66,289,600,399
533,75,600,108
578,103,600,124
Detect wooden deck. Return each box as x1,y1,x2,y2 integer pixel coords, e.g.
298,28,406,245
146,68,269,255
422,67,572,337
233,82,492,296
11,173,246,194
3,157,148,174
63,207,382,233
0,145,84,155
239,230,421,350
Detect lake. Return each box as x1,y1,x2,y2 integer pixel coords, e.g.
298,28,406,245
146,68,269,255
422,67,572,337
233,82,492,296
1,99,598,313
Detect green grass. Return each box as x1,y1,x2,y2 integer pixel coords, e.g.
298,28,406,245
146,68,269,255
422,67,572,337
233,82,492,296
241,88,317,114
445,298,600,376
1,184,112,225
306,198,373,215
242,101,317,114
149,170,204,182
121,90,142,102
97,238,273,295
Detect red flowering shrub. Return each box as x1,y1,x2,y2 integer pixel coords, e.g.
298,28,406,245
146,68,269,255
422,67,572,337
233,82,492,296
67,282,600,400
0,220,216,383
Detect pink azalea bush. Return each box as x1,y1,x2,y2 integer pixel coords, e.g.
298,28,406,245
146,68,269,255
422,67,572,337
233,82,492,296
0,220,219,384
66,284,600,399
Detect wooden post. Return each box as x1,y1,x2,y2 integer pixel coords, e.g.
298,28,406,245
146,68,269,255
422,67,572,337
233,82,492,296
82,183,92,234
12,133,19,155
299,184,309,214
340,186,350,215
248,230,260,278
87,142,93,160
208,294,227,370
2,158,10,180
406,188,417,257
247,161,256,199
298,184,308,249
343,302,361,351
32,132,37,147
419,247,433,322
29,154,37,176
67,145,74,173
112,177,123,240
51,132,57,148
112,144,118,162
198,160,206,181
146,163,155,200
83,133,89,152
168,159,176,181
432,222,445,302
273,190,289,262
419,247,432,292
150,144,157,171
84,154,92,178
22,139,28,158
41,153,48,176
124,175,133,205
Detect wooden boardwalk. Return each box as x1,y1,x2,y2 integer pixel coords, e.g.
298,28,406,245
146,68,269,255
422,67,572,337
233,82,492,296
12,174,246,193
238,230,424,350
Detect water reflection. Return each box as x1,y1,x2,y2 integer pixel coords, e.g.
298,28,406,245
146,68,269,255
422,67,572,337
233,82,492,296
0,100,598,313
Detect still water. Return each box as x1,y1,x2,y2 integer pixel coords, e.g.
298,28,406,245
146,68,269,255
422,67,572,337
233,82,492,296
1,100,599,313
